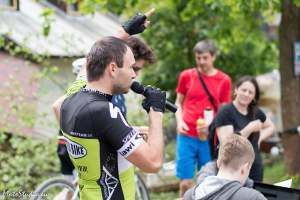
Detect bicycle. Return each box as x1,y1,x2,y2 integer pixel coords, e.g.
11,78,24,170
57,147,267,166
30,171,150,200
30,176,79,200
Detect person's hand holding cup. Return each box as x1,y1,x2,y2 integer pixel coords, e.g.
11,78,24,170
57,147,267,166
196,118,209,141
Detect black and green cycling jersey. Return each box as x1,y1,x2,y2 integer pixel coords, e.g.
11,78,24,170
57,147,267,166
60,88,143,200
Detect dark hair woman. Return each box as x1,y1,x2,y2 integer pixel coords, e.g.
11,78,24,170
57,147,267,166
210,75,274,182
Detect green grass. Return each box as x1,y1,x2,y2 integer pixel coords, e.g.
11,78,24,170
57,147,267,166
263,157,288,184
263,154,300,189
150,191,179,200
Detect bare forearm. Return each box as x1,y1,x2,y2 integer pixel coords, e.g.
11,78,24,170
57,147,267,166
146,111,164,167
125,110,164,173
217,125,234,144
175,95,184,123
259,126,274,142
239,127,252,138
52,95,67,123
115,27,130,40
175,105,183,123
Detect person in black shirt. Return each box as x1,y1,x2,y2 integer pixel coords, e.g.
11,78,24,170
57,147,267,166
210,75,274,182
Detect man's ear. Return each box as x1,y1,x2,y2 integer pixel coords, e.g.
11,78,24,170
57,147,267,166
108,62,118,77
212,54,216,62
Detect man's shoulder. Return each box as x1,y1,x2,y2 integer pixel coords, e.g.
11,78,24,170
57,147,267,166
180,68,196,76
88,98,110,109
234,187,267,200
215,69,231,81
64,91,109,112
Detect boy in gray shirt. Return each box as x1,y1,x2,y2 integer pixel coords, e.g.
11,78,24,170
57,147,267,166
184,134,266,200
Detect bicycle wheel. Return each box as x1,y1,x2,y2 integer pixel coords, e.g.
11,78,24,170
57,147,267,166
135,173,150,200
30,177,78,200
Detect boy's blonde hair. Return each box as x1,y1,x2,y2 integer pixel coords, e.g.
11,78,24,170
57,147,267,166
217,134,255,170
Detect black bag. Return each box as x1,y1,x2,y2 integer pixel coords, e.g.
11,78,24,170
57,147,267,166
208,121,220,159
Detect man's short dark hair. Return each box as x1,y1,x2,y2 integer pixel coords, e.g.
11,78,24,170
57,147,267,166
86,36,129,82
127,36,156,64
193,39,217,56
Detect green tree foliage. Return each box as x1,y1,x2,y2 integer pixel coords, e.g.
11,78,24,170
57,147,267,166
140,0,280,99
0,133,59,192
40,8,55,37
78,0,281,99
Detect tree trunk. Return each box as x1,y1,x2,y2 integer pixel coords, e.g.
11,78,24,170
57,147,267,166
279,0,300,175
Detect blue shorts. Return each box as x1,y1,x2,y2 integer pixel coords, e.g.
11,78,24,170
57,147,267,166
176,134,211,179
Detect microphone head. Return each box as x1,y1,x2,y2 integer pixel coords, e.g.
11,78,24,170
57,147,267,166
131,81,145,94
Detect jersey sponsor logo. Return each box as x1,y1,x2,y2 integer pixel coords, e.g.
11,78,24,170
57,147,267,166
65,138,87,159
122,128,138,144
118,130,143,157
70,131,94,138
108,103,129,127
78,165,87,172
119,141,135,157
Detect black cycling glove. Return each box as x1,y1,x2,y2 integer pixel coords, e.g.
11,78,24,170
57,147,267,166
142,86,166,113
122,13,147,35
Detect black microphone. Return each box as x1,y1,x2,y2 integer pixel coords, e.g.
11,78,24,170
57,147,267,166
131,81,177,113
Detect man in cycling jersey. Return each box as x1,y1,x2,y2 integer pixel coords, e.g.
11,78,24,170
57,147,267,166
60,37,166,200
52,11,156,187
60,11,167,200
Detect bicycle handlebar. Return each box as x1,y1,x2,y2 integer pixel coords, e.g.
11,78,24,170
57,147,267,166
284,126,300,134
278,126,300,137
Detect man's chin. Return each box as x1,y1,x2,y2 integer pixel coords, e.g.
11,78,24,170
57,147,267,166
113,88,129,94
124,88,130,93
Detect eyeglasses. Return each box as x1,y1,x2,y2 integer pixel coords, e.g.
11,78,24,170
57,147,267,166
132,66,142,73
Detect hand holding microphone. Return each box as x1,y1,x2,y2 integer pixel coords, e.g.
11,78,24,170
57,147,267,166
131,81,177,113
142,86,166,113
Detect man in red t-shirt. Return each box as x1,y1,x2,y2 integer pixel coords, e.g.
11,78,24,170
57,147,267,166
175,39,232,197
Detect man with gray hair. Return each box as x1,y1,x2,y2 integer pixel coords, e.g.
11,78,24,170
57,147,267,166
184,134,267,200
175,39,232,197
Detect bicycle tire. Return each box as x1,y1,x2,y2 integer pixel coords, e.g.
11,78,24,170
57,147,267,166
30,177,77,200
135,173,150,200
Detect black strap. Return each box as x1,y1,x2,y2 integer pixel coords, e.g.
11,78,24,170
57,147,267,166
195,68,218,111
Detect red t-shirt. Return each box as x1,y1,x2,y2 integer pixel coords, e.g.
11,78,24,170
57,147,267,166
176,68,232,137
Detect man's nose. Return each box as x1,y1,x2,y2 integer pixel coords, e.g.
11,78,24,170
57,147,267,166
200,61,206,66
132,70,137,78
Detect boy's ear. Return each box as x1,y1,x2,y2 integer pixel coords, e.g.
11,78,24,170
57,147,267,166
241,162,251,175
216,159,221,168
